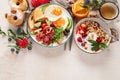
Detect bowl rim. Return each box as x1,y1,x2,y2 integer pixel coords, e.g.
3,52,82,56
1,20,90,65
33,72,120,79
26,3,74,48
74,17,112,54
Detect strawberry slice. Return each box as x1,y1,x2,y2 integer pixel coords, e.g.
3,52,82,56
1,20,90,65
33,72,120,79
76,28,79,34
78,26,82,30
77,26,87,35
79,29,85,34
81,24,87,29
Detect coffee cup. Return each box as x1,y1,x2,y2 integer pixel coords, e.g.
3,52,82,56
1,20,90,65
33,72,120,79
99,2,119,20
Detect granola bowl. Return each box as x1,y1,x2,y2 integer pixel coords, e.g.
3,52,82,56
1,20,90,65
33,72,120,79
74,18,111,53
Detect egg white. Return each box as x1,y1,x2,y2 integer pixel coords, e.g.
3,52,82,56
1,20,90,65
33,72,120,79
62,16,69,30
44,5,63,21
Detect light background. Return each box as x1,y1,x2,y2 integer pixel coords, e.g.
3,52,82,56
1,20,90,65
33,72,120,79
0,0,120,80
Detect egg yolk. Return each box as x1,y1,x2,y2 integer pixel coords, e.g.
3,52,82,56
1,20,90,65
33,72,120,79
53,17,65,28
52,7,62,16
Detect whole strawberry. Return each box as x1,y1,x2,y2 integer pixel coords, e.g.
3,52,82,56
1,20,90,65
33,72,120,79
31,0,50,8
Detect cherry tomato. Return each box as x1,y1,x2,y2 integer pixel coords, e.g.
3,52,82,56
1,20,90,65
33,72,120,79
41,22,48,28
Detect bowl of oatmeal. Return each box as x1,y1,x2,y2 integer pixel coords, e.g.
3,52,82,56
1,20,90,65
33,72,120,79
74,18,111,53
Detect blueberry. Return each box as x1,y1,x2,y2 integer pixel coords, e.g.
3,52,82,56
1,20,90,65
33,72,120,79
28,46,32,50
63,29,70,36
81,43,85,47
30,41,32,44
39,26,42,28
16,50,19,54
16,42,18,46
65,29,70,33
8,38,12,42
16,27,21,34
11,48,15,52
50,24,55,27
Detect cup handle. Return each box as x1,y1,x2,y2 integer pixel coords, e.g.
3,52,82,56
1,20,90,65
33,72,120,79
110,28,119,43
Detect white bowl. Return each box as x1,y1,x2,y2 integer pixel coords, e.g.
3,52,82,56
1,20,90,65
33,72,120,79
74,18,111,54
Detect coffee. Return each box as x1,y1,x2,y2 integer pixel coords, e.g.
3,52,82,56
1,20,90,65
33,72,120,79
100,2,119,20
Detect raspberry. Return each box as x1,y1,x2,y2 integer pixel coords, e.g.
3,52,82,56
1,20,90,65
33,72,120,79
82,34,87,38
77,37,82,43
96,37,102,43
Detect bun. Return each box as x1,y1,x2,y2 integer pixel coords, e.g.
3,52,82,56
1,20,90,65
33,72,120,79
9,0,28,11
28,8,44,29
5,8,25,26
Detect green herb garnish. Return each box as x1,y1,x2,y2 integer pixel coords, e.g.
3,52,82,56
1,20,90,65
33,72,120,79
8,29,17,40
52,27,64,43
8,45,20,51
93,0,105,9
81,5,89,11
0,27,6,36
88,40,108,51
20,29,28,37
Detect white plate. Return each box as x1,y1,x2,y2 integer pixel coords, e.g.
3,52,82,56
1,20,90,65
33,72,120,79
27,3,73,48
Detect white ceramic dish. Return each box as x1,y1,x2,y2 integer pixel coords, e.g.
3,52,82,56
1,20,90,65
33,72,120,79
27,3,73,48
74,18,111,53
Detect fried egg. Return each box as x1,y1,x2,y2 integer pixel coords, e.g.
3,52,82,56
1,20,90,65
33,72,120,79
44,5,63,21
53,16,69,29
62,16,69,30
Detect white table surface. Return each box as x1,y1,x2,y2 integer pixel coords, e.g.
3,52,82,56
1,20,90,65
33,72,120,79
0,0,120,80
